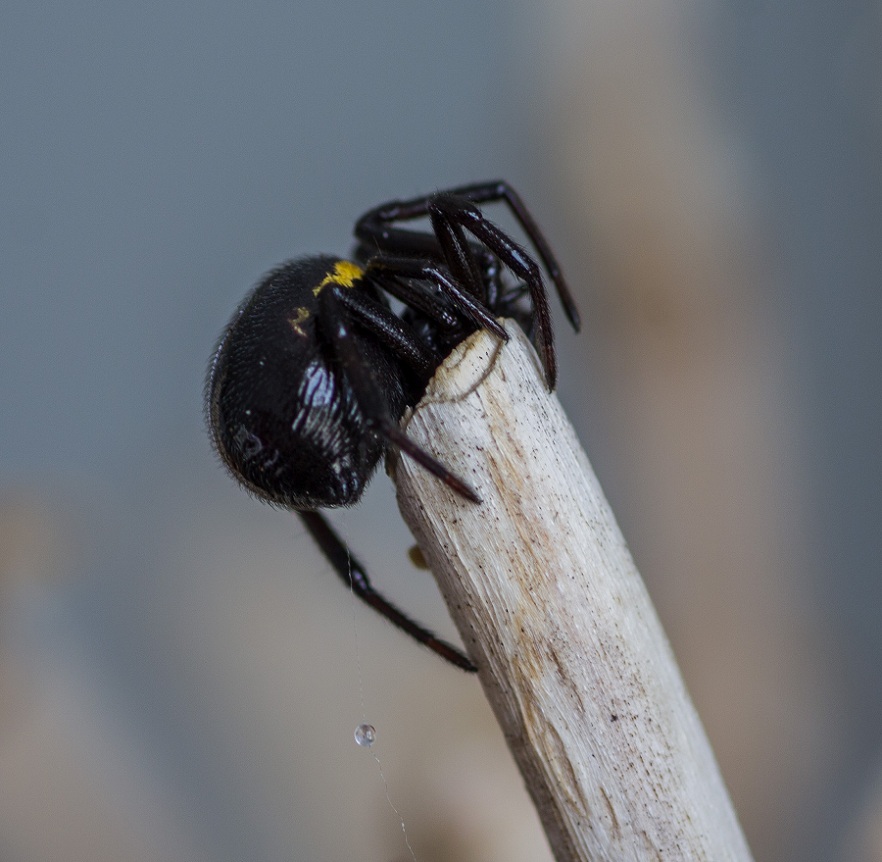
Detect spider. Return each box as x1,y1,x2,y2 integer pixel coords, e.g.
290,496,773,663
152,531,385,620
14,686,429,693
206,180,579,672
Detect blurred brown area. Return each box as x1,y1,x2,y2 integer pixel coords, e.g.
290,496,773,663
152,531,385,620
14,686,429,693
843,764,882,862
0,497,153,862
545,2,844,859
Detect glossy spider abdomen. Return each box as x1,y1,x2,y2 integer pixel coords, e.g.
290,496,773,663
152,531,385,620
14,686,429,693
208,256,413,509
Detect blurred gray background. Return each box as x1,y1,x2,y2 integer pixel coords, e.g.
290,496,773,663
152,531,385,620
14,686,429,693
1,1,880,860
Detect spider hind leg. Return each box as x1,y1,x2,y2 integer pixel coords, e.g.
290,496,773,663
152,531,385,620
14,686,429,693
299,511,477,672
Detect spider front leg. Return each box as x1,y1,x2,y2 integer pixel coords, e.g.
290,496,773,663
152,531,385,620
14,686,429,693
432,181,581,331
355,194,491,305
299,511,477,672
428,194,557,388
364,256,508,341
354,180,580,332
318,286,481,503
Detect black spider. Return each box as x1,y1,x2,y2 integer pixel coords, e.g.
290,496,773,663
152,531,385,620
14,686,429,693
206,181,579,672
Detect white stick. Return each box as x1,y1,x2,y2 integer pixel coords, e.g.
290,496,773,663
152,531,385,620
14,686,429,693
391,321,753,862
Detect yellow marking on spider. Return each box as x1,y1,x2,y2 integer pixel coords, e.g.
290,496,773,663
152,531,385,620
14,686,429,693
289,306,310,336
313,260,363,295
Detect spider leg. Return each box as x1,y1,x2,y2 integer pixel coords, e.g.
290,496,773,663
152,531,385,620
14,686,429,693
354,205,443,261
430,181,580,332
430,194,557,390
319,286,481,504
299,511,477,672
427,212,487,304
368,272,461,330
354,180,580,332
329,281,439,379
365,256,507,341
354,201,489,302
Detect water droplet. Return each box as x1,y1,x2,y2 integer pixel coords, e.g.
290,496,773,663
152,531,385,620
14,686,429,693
354,723,376,748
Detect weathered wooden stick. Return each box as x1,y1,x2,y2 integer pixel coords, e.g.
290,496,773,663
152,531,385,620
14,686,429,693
391,321,753,862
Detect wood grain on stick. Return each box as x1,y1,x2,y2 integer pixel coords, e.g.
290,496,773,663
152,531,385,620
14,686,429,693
391,321,753,862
